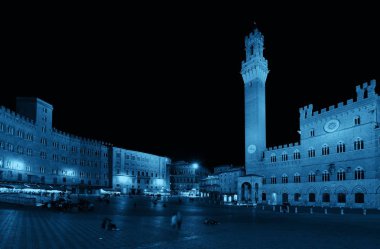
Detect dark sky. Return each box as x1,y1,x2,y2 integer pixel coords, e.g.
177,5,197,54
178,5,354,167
2,3,379,168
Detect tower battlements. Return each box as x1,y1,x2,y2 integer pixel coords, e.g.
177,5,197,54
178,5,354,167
241,28,269,85
299,80,377,123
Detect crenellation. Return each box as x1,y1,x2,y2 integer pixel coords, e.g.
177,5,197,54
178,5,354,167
328,105,335,111
368,79,377,97
321,108,326,113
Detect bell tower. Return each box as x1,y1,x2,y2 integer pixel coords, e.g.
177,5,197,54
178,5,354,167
241,27,269,172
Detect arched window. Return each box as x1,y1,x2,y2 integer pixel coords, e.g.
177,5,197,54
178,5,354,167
337,141,345,153
270,154,277,163
322,170,330,182
354,116,361,126
355,167,365,180
270,176,277,184
322,193,330,202
294,193,301,202
322,144,329,156
281,174,288,184
355,193,364,203
293,150,300,160
337,193,346,203
281,152,288,161
294,173,301,183
354,138,364,150
310,129,315,137
308,172,316,182
308,147,315,158
309,193,316,202
337,168,345,181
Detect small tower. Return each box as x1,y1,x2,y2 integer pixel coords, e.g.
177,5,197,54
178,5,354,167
16,97,53,132
241,27,269,172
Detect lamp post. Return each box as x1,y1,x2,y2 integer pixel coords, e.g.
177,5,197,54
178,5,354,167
192,163,199,196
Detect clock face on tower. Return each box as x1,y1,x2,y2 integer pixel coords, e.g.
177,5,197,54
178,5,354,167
324,119,340,133
248,144,256,154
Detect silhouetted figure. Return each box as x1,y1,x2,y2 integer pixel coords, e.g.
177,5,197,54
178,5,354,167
171,211,182,230
204,218,219,225
134,202,137,208
171,214,177,229
176,211,182,230
101,218,117,231
163,203,167,208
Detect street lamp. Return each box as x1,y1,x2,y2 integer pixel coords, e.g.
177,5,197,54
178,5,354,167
192,163,199,169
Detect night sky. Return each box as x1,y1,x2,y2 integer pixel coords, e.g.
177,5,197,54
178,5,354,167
2,3,379,169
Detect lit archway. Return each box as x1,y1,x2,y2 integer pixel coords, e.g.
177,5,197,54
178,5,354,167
241,182,252,202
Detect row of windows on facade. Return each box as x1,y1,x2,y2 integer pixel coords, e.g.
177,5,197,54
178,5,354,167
116,152,155,163
270,139,365,163
0,172,107,187
309,116,361,138
115,184,162,189
0,163,109,180
0,124,108,157
0,160,109,178
118,161,160,169
52,141,105,157
264,168,365,184
117,179,156,185
0,144,108,169
171,178,197,183
261,192,365,204
115,169,163,178
0,123,34,140
171,169,197,175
